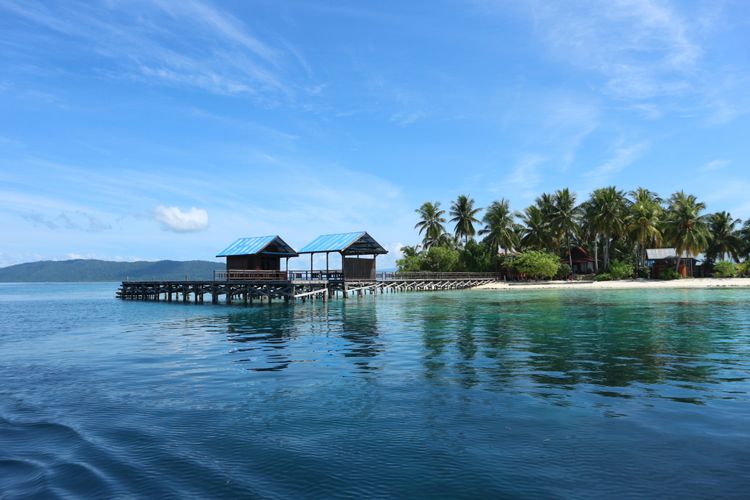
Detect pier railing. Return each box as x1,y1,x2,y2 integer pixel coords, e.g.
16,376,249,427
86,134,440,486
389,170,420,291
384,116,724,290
288,270,343,282
214,270,289,281
377,272,501,281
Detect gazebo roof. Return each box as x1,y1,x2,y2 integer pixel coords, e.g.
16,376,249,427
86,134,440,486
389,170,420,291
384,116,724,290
298,231,388,255
216,235,298,257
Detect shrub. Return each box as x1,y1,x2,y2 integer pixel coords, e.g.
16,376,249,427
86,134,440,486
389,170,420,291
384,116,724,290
421,246,460,272
396,254,423,273
609,260,634,280
713,261,737,278
513,251,560,280
659,268,680,280
738,262,749,277
594,273,612,281
635,265,650,279
557,263,572,280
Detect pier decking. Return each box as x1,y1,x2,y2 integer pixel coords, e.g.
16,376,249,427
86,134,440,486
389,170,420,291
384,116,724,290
116,272,500,305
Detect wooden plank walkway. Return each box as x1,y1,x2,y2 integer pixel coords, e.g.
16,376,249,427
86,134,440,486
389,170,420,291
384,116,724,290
117,273,500,305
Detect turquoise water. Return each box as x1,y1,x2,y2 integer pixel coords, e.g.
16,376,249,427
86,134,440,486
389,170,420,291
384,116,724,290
2,283,750,498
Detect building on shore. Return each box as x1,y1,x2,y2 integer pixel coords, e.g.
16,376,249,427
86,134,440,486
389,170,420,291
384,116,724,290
298,231,388,280
563,246,595,275
646,248,700,278
216,235,298,280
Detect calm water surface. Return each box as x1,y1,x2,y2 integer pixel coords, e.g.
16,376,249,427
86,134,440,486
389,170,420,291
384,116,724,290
1,283,750,498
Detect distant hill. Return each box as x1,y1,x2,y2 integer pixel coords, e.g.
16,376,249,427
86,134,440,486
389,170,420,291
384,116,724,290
0,259,225,282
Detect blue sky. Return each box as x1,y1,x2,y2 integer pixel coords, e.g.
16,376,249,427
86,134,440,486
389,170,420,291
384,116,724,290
1,0,749,269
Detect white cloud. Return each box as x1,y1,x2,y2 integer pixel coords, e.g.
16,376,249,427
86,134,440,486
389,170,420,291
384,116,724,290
527,0,701,100
505,154,546,194
154,206,208,233
700,159,729,172
0,0,310,101
586,141,649,182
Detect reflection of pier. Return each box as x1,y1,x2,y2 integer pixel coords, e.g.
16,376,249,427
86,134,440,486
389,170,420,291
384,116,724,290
116,271,499,304
116,231,499,304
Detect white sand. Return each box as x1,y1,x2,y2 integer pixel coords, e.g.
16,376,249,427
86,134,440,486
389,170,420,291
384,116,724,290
476,278,750,291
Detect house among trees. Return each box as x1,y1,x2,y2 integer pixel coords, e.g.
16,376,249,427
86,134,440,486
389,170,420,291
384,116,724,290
563,246,595,274
216,235,299,279
646,248,699,278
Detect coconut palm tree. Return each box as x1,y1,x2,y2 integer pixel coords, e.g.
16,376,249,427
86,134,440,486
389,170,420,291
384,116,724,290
587,186,630,271
551,188,581,270
449,195,482,244
479,199,519,255
628,187,663,267
579,199,600,272
520,193,557,252
663,191,710,273
740,220,750,261
400,245,420,258
707,211,742,262
414,201,446,249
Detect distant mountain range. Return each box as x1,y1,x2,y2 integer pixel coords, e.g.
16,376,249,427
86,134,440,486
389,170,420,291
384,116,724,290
0,259,226,282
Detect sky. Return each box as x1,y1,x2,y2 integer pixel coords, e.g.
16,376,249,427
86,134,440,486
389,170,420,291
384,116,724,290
1,0,749,269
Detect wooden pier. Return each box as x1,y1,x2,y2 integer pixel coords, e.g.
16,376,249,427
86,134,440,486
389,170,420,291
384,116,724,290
116,272,499,305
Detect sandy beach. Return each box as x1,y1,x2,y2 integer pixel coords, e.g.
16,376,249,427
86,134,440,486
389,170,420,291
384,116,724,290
476,277,750,291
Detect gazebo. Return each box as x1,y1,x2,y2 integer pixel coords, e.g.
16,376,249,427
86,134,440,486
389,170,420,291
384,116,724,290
298,231,388,280
216,235,298,280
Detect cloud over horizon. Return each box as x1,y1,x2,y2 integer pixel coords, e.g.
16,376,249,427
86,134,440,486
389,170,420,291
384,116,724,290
154,206,209,233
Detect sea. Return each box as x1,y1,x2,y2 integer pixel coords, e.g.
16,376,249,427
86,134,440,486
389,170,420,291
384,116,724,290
1,283,750,498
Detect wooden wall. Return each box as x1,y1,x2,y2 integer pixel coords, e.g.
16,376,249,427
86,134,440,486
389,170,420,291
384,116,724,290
343,257,376,279
226,255,281,271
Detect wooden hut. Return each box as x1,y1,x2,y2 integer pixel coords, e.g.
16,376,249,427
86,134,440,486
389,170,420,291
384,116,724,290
216,235,298,280
646,248,699,278
563,246,595,275
298,232,388,280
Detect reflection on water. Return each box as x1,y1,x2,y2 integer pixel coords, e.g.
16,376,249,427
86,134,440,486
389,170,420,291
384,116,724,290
2,283,750,497
160,289,750,407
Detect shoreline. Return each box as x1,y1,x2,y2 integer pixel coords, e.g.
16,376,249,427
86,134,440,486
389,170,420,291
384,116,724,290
476,277,750,291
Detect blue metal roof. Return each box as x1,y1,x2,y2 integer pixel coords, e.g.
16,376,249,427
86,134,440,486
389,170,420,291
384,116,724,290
299,232,364,253
216,235,298,257
298,231,387,255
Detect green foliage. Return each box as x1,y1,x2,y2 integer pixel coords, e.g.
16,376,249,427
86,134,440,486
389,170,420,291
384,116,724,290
557,263,572,279
449,195,482,243
414,202,446,249
513,251,560,280
594,273,612,281
664,191,710,261
421,246,460,272
458,240,493,272
395,254,423,273
608,260,634,280
738,262,749,277
659,268,680,280
713,261,737,278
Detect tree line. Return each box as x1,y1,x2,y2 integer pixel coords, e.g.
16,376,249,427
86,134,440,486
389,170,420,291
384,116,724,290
397,188,750,279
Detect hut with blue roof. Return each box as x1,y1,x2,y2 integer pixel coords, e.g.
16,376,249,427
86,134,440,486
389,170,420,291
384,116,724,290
216,235,298,278
298,231,387,280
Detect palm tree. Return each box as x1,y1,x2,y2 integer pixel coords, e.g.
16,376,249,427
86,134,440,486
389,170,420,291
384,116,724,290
520,194,556,251
587,186,630,271
449,195,482,244
628,187,663,267
479,199,519,255
740,220,750,261
707,211,742,262
400,245,420,258
663,191,710,273
551,188,581,270
414,201,446,249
